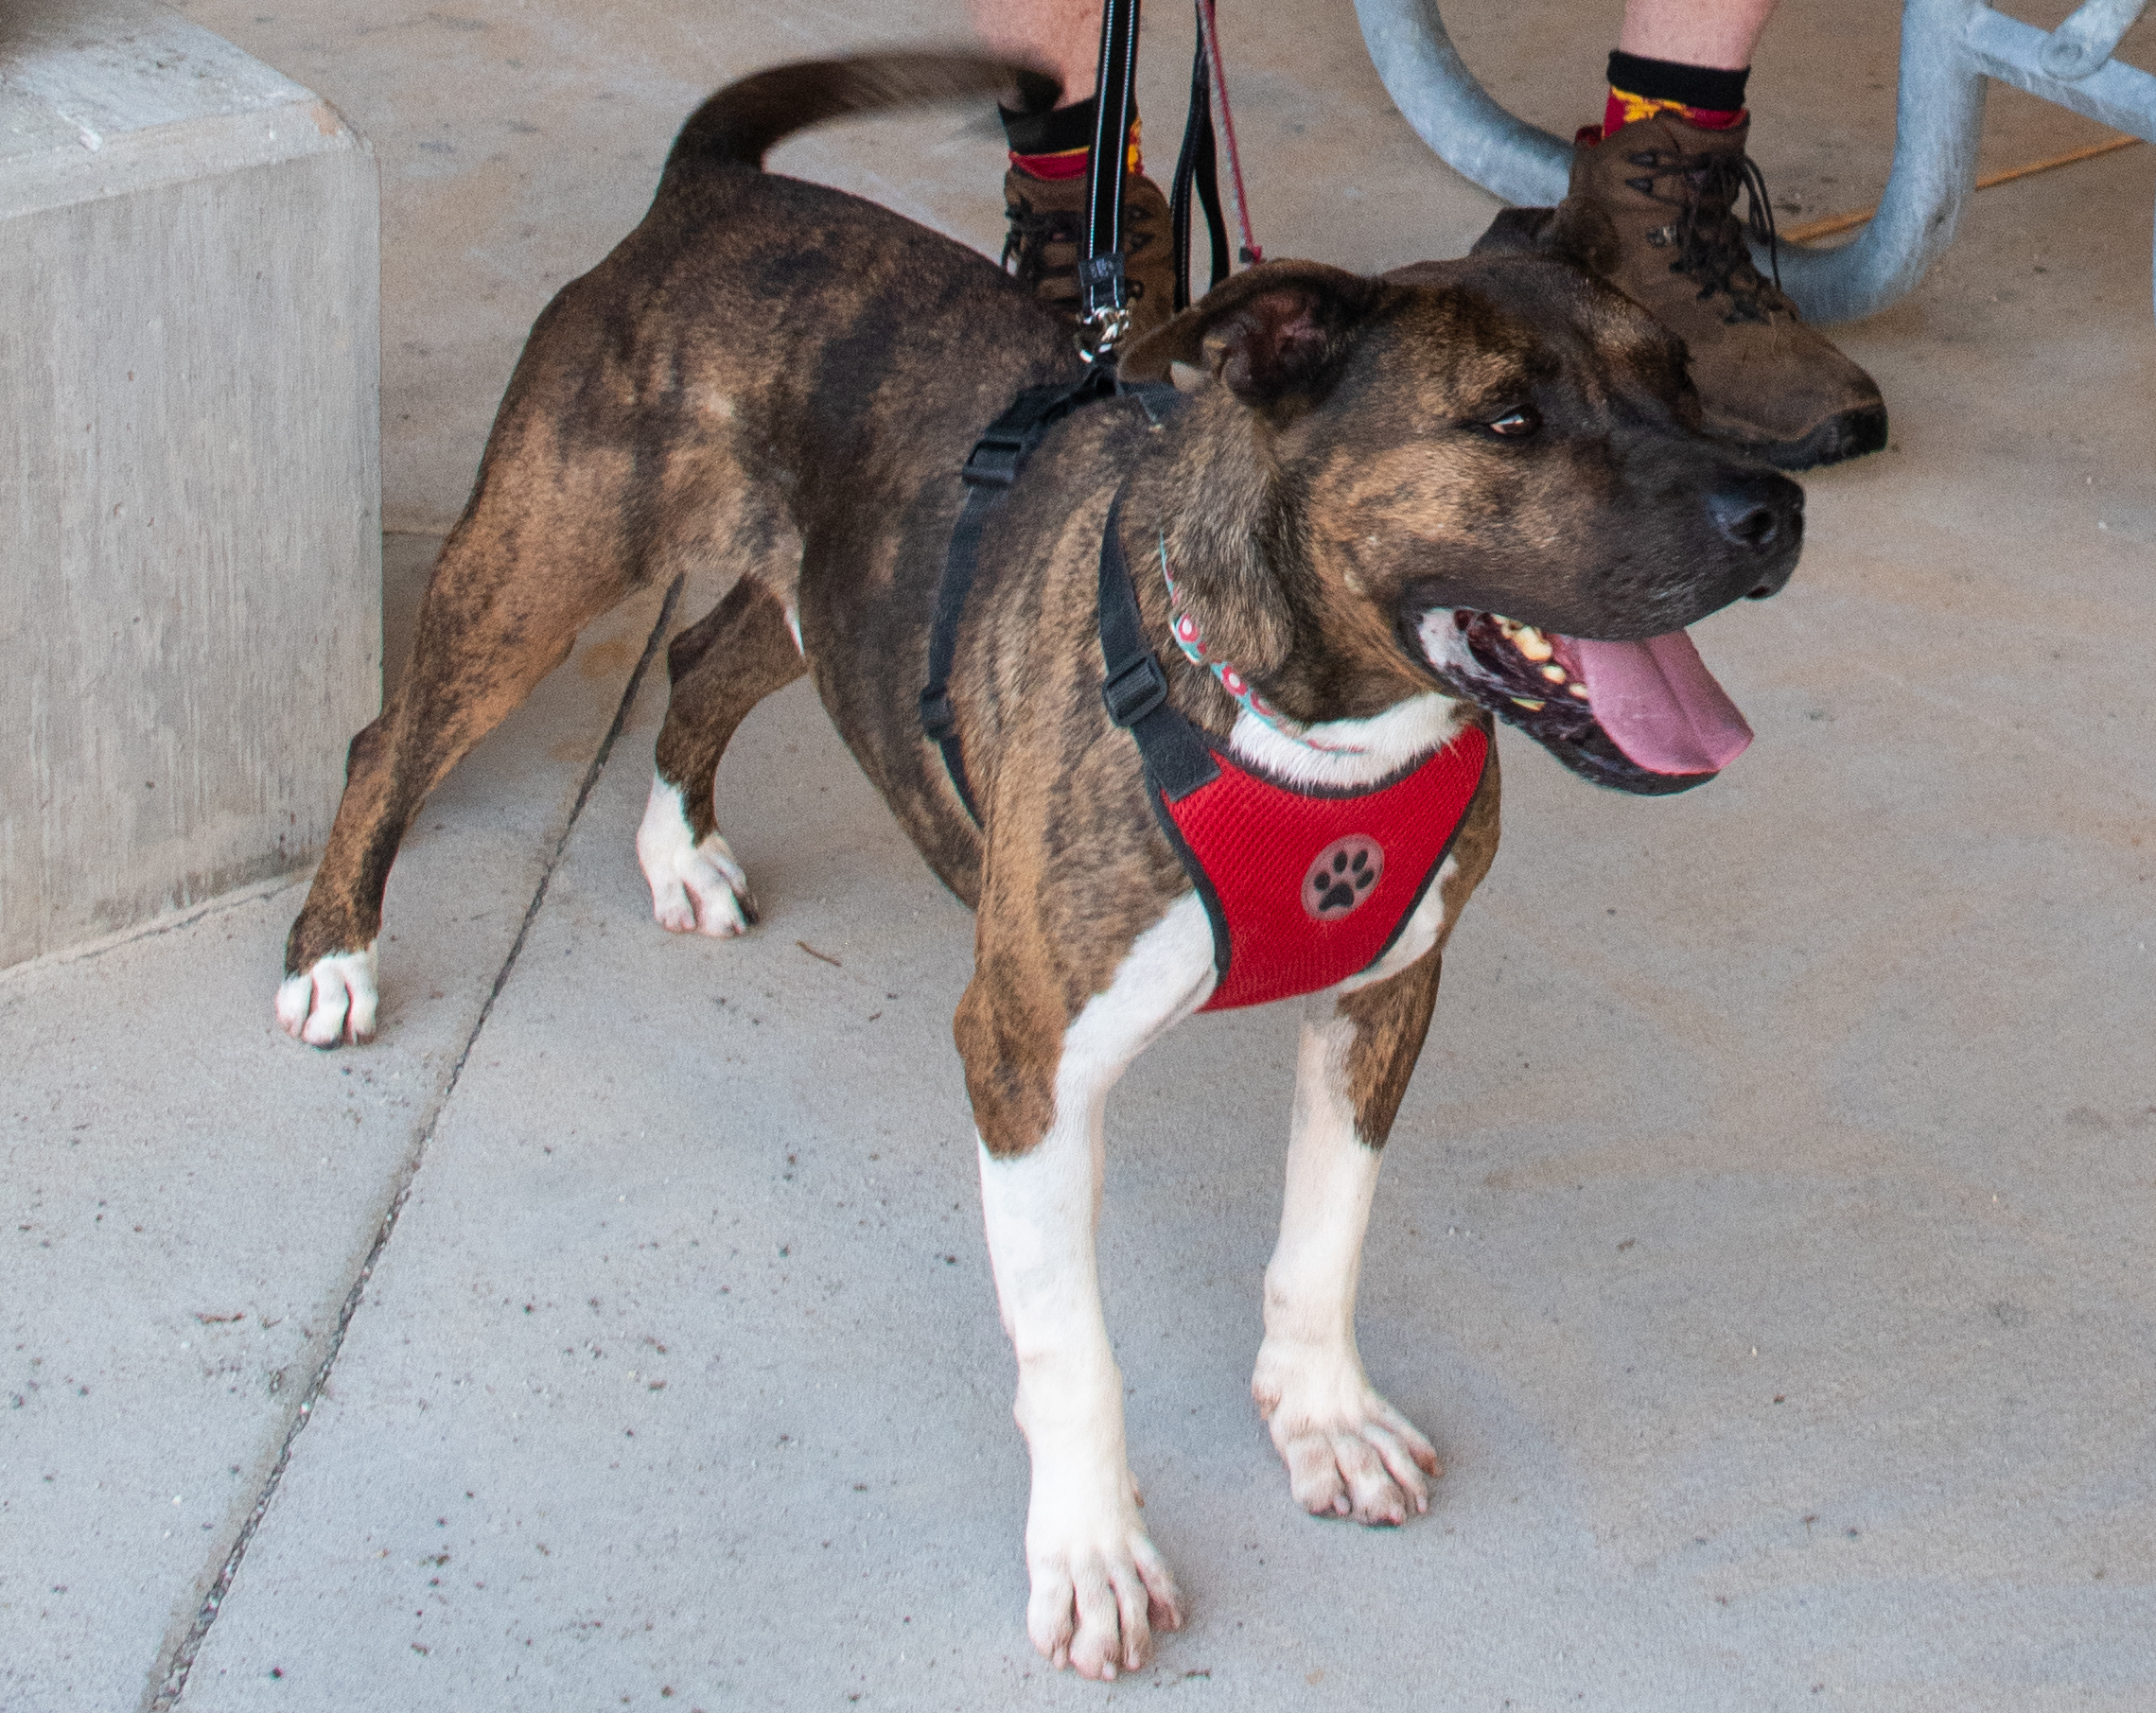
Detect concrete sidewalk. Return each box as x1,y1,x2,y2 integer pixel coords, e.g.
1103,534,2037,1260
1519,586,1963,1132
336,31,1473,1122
6,1,2153,1708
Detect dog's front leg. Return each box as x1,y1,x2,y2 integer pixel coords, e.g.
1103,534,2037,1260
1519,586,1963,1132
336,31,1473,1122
977,1132,1180,1682
1252,953,1446,1526
962,896,1214,1679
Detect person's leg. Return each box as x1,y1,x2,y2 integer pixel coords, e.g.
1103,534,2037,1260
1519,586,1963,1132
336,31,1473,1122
1603,0,1775,138
1534,0,1888,469
967,0,1177,337
1618,0,1779,70
969,0,1100,108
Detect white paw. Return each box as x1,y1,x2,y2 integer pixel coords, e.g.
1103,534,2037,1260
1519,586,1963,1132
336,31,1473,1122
636,775,756,937
275,944,380,1048
1025,1479,1184,1680
1253,1342,1440,1527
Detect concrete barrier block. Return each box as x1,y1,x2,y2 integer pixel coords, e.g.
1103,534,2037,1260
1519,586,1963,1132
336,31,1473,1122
0,0,379,969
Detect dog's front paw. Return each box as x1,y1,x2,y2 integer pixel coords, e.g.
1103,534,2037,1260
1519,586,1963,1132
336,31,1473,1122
1025,1493,1183,1681
275,945,379,1048
636,776,757,937
1253,1343,1441,1527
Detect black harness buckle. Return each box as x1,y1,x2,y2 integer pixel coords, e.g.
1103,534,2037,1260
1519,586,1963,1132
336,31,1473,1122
919,686,957,742
961,431,1027,488
1101,653,1169,727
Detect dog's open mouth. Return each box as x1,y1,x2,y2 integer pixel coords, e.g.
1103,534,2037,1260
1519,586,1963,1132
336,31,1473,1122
1425,610,1753,795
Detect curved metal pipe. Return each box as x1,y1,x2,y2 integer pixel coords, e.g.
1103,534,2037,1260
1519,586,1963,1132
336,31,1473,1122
1353,0,1569,208
1767,0,1988,323
2040,0,2147,81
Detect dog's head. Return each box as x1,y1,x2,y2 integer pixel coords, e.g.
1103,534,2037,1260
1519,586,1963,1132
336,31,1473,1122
1119,246,1803,794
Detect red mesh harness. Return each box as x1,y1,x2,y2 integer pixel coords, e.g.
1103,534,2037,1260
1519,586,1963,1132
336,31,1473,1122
1096,497,1490,1010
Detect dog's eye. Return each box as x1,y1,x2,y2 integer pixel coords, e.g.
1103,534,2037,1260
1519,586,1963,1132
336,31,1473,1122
1486,407,1540,439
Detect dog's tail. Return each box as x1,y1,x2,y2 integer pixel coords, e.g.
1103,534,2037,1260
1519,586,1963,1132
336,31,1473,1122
666,52,1055,173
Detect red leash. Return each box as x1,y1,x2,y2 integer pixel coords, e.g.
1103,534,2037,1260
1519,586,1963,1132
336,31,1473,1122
1196,0,1262,264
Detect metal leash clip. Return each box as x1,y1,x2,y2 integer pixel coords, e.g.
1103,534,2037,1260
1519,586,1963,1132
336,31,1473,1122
1078,311,1131,360
1077,310,1132,362
1078,245,1131,361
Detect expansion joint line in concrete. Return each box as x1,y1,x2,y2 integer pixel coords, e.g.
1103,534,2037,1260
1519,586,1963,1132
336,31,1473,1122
144,572,689,1713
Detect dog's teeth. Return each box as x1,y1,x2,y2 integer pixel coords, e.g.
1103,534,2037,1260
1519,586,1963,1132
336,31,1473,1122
1511,696,1545,711
1514,626,1554,662
1568,683,1590,700
1538,663,1568,684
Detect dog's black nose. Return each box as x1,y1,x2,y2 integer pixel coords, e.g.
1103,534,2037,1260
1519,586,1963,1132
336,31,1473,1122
1707,469,1801,553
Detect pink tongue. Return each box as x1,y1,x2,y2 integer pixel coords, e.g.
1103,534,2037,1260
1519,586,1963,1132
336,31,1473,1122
1566,631,1753,776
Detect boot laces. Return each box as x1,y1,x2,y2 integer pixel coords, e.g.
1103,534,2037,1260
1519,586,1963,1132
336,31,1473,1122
1001,196,1078,290
1001,193,1158,300
1629,148,1783,323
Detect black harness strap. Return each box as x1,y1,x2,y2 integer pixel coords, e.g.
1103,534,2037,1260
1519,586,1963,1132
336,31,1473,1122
1096,488,1230,983
920,375,1111,821
1096,491,1219,801
921,386,1182,825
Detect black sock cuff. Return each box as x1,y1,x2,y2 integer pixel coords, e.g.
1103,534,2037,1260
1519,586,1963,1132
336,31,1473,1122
1606,51,1749,112
999,95,1102,155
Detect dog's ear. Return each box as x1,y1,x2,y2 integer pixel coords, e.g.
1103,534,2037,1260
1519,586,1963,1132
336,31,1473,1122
1118,261,1384,411
1464,198,1622,275
1534,197,1622,276
1465,205,1555,257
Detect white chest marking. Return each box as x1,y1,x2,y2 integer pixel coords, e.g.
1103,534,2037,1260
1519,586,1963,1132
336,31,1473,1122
1225,691,1475,791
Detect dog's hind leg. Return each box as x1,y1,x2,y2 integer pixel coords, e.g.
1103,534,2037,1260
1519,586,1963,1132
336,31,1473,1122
637,568,806,936
1251,952,1448,1527
962,893,1216,1680
278,446,658,1045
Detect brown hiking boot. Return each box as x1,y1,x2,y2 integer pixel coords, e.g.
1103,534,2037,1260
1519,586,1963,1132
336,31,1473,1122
1497,113,1887,471
1001,166,1177,344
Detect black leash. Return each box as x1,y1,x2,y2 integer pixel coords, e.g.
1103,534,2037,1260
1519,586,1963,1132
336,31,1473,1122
1085,0,1250,333
1169,2,1231,312
919,0,1149,820
1079,0,1144,356
918,1,1234,818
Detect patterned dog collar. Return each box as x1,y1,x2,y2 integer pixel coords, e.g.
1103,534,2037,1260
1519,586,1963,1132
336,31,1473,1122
1156,535,1372,756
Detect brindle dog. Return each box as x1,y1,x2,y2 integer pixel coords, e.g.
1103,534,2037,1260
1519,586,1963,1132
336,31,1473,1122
276,55,1801,1680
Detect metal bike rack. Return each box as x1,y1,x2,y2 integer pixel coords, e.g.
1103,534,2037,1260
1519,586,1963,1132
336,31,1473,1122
1356,0,2156,323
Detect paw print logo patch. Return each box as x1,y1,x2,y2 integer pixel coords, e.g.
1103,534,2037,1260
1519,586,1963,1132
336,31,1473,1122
1303,835,1384,921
